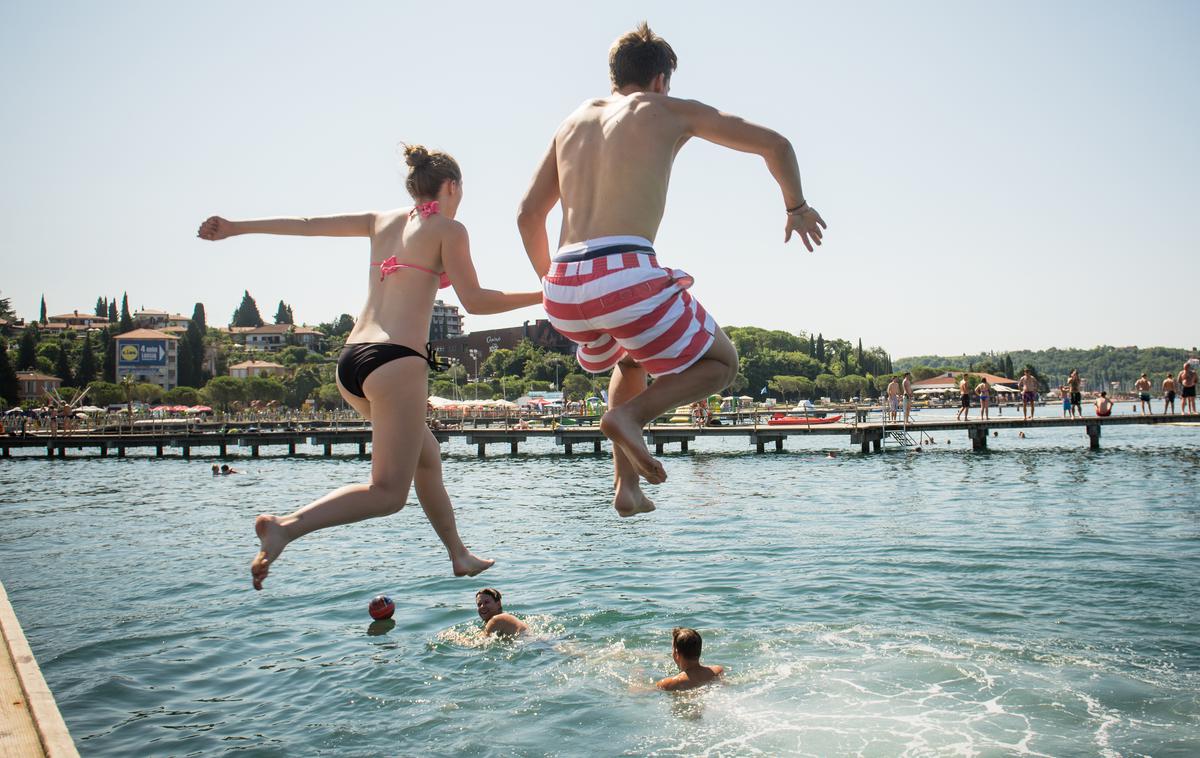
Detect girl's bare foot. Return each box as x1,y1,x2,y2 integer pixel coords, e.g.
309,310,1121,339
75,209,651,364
614,487,655,517
452,551,495,577
600,407,667,484
251,514,290,591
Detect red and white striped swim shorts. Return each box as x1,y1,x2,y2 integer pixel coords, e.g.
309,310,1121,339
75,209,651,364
543,236,717,377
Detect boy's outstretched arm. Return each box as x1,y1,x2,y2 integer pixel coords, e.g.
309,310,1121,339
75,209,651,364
517,139,561,279
671,99,827,252
197,213,375,240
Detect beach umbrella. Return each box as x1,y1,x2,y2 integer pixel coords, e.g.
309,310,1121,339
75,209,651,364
4,407,26,415
186,405,213,413
74,405,107,413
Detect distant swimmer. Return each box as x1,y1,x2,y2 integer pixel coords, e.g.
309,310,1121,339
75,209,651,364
475,588,528,637
517,22,826,517
1134,373,1153,415
199,145,542,590
1018,368,1038,421
212,464,220,476
220,464,239,475
956,374,971,421
1094,391,1114,418
1179,362,1197,414
1163,373,1177,414
656,627,724,692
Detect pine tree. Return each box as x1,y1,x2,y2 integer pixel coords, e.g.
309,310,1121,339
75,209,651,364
119,293,133,332
0,340,19,405
95,296,107,318
76,332,97,385
188,303,208,382
274,300,294,325
39,295,47,324
231,291,264,327
54,344,75,387
17,329,37,369
108,298,118,323
0,293,14,322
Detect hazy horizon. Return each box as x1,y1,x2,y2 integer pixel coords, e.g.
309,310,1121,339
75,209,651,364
3,2,1197,357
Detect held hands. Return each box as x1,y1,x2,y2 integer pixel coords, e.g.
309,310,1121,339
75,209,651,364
784,206,827,252
197,216,235,241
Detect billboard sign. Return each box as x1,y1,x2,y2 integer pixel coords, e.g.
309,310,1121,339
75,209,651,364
118,339,167,366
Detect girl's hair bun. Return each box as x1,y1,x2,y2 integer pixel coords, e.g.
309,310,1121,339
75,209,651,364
403,144,431,168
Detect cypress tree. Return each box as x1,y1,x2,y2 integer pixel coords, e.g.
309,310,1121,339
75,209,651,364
54,343,75,387
274,300,294,325
101,328,116,383
76,332,97,386
39,295,47,324
95,296,107,318
816,333,826,363
119,293,134,333
0,340,19,405
177,333,196,387
232,291,264,327
187,303,208,382
18,329,37,369
108,298,118,323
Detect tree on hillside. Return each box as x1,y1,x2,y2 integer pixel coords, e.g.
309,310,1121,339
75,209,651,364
0,340,18,405
119,293,133,332
100,328,115,382
0,292,14,322
231,291,264,327
17,329,37,369
39,295,47,324
816,333,825,362
76,332,97,385
177,332,196,387
186,303,208,383
54,343,75,387
107,299,118,323
95,296,107,319
317,313,355,337
191,302,208,333
273,300,294,325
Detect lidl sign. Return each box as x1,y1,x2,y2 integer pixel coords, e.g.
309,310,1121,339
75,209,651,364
118,339,167,366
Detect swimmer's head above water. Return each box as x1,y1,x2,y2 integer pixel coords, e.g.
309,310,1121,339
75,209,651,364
475,587,503,622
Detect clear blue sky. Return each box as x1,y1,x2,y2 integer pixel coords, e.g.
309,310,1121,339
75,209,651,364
2,1,1197,357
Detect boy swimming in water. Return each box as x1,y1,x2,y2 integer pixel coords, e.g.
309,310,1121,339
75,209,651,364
517,22,827,516
656,627,724,691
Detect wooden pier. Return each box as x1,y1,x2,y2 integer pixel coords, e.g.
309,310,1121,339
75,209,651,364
1,413,1194,460
0,581,79,757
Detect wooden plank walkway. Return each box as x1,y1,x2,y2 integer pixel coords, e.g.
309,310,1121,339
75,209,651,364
1,413,1195,458
0,581,78,757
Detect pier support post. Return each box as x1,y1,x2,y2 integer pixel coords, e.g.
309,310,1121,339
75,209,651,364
1086,423,1101,451
969,427,989,451
510,441,519,455
156,445,164,457
324,443,332,457
775,438,784,452
219,443,227,457
2,447,8,458
872,438,881,453
358,441,367,456
251,445,260,458
655,441,664,455
680,440,689,453
99,444,107,458
182,446,190,460
118,447,126,458
288,442,296,456
593,439,601,454
46,445,54,458
564,442,573,455
58,446,66,459
477,443,486,457
860,436,870,453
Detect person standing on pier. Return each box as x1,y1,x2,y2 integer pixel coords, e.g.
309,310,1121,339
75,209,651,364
1067,370,1083,419
886,376,901,422
975,377,992,420
1019,369,1038,421
902,372,914,425
956,373,971,421
1179,362,1197,414
198,145,543,590
1163,373,1177,414
516,22,827,516
1134,373,1153,415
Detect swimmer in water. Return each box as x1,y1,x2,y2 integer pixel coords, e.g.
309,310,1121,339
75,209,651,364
656,627,724,692
220,464,238,475
476,588,528,637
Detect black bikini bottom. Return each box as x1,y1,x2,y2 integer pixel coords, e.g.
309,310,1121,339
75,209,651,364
337,342,444,398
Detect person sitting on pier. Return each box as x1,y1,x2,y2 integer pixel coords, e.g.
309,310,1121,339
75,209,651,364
475,587,528,637
1163,373,1177,414
1135,373,1153,415
656,627,724,692
1094,391,1114,418
198,144,543,590
517,22,826,517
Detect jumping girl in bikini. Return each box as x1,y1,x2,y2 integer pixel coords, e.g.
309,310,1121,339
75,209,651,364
198,145,543,590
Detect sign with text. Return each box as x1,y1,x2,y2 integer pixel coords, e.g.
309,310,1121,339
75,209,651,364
118,339,167,366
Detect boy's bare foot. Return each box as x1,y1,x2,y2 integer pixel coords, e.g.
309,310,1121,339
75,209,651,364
614,487,656,517
452,551,495,577
251,514,290,591
600,407,667,484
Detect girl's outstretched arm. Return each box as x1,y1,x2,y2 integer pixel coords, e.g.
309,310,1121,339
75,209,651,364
197,213,375,241
441,222,542,315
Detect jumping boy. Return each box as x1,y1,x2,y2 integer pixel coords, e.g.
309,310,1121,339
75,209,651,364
517,22,826,516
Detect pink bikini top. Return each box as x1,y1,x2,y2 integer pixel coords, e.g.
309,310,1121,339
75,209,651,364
369,201,452,288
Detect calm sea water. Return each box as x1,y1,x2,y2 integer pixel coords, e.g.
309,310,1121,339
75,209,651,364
2,409,1198,757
